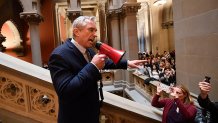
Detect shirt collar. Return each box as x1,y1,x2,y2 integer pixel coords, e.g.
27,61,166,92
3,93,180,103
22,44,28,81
71,38,86,54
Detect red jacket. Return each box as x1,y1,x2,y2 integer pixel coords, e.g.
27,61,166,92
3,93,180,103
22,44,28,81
152,94,197,123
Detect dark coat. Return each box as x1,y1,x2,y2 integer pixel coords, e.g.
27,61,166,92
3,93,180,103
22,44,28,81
197,95,218,123
48,39,127,123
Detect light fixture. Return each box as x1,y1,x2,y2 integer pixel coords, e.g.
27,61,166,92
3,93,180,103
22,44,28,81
153,0,167,6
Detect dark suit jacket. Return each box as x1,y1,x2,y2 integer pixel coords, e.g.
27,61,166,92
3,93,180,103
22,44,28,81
48,39,127,123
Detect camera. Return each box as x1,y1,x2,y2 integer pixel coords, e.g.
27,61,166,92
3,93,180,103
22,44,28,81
205,76,211,83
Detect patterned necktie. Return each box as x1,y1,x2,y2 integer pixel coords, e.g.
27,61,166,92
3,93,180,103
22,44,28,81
85,50,91,62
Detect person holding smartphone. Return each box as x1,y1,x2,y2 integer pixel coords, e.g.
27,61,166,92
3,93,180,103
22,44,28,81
152,84,196,123
198,78,218,123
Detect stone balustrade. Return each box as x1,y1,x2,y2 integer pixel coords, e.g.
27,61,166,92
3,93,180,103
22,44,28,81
0,53,58,123
133,72,170,101
132,71,198,106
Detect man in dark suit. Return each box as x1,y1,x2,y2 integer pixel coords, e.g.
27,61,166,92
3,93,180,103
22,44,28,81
48,16,146,123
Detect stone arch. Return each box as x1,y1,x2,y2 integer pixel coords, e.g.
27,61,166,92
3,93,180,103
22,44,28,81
0,0,28,55
1,20,22,49
0,0,27,39
1,20,25,56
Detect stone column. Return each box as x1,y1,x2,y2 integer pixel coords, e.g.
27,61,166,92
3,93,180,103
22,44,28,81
66,0,82,23
106,2,141,83
106,0,122,46
0,34,6,52
20,12,43,66
143,2,152,53
120,3,141,60
120,3,141,84
107,12,121,49
106,11,124,82
98,1,107,42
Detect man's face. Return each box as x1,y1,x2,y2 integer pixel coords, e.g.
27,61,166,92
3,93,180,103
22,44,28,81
75,21,97,48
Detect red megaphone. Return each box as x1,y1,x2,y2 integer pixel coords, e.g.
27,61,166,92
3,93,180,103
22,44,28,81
95,41,126,64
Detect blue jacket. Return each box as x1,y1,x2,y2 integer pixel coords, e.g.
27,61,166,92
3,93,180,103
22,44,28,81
48,39,127,123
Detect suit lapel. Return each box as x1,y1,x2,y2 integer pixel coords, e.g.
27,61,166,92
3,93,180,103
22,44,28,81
65,39,88,64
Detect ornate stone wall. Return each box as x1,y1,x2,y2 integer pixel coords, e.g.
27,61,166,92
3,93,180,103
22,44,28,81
0,69,58,123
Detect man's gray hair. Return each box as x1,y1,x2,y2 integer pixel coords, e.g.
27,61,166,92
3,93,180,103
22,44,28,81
72,16,96,29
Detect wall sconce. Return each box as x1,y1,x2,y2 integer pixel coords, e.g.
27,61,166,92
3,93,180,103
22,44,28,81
153,0,167,6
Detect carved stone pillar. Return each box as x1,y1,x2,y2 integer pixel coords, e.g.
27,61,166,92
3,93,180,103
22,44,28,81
106,11,124,82
66,11,82,23
98,1,107,42
107,12,121,50
66,0,82,23
106,2,141,83
120,3,141,60
120,3,141,84
0,34,6,52
139,2,152,53
20,12,43,66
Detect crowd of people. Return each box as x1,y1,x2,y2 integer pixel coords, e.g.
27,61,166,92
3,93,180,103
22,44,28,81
137,50,176,86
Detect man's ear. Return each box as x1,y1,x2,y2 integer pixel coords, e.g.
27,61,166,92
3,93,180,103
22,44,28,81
73,28,80,37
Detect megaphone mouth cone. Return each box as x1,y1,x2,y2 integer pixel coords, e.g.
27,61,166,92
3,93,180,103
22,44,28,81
95,41,126,64
95,41,102,49
116,51,126,64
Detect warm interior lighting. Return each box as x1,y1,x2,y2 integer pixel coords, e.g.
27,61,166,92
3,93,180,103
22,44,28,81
153,0,167,6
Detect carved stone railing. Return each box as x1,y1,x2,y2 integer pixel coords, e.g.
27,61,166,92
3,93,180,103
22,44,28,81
132,72,198,106
133,72,169,101
0,53,58,123
101,70,115,85
0,52,161,123
100,91,161,123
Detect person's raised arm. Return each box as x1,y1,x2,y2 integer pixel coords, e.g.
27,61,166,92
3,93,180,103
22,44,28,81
199,81,211,99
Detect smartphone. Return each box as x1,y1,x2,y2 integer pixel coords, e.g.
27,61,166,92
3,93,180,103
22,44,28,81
205,76,211,83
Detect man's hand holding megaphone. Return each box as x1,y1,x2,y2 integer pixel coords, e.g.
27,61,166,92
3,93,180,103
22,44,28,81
91,54,107,70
